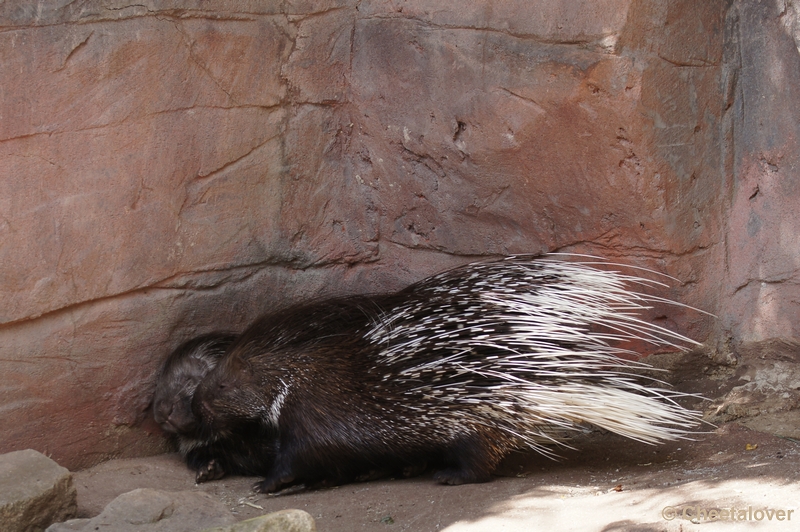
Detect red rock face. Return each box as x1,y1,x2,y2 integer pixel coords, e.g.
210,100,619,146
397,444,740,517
722,0,800,342
0,0,791,468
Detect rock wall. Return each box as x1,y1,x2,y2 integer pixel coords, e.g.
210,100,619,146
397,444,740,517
0,0,793,469
722,0,800,342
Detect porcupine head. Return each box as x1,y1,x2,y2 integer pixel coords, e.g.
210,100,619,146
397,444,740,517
153,333,236,437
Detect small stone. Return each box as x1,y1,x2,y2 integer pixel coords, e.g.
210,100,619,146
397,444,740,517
201,509,316,532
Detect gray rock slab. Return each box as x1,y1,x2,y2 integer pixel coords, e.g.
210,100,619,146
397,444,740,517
46,488,236,532
0,449,77,532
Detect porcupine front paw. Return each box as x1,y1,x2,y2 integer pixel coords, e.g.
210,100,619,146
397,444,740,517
195,459,226,483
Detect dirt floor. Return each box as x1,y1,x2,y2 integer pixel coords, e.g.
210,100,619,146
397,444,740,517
70,422,800,532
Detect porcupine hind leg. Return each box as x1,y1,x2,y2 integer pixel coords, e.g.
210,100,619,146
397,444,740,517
253,455,352,494
253,437,415,492
432,432,500,485
251,434,331,494
253,457,297,494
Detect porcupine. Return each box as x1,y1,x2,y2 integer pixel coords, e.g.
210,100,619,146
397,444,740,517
193,255,704,493
152,333,277,482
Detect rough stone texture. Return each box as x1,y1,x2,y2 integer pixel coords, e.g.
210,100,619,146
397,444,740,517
721,0,800,342
201,510,316,532
46,488,235,532
0,15,290,323
706,339,800,439
0,449,77,532
0,0,797,470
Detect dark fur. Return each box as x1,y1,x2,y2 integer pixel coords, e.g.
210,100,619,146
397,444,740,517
193,295,503,493
153,333,276,482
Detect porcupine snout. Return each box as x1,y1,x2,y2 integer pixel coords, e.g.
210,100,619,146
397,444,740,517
152,400,175,431
153,385,198,435
156,403,195,435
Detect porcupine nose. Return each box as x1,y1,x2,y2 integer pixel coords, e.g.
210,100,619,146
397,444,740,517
153,401,171,426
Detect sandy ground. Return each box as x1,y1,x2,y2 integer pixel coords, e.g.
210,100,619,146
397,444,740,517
70,423,800,532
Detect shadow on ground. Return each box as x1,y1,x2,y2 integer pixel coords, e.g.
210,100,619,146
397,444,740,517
72,423,800,531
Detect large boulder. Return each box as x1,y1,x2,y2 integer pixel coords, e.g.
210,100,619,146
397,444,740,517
0,449,76,532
